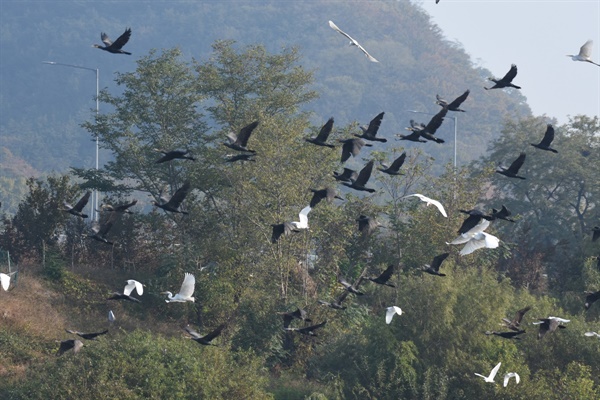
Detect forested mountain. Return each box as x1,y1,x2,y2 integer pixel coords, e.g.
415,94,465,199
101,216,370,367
2,1,599,399
0,0,531,211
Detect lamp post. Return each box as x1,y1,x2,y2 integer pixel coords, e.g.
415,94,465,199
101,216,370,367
405,110,458,169
43,61,100,221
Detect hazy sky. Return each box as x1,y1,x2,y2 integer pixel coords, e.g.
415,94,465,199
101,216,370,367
418,0,600,124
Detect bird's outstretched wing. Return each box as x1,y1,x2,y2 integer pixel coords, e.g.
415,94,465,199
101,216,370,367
430,253,450,271
237,121,259,147
101,32,113,46
539,124,555,147
111,28,132,50
178,273,196,298
73,191,92,212
201,324,225,342
488,362,502,380
315,118,334,142
124,279,143,296
448,90,470,109
507,153,526,174
579,40,593,58
167,181,191,208
328,20,379,62
354,160,374,186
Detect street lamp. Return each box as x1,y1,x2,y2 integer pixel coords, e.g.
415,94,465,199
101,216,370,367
42,61,100,221
405,110,458,169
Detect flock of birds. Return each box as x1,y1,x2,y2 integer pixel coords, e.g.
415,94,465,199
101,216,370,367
2,11,600,387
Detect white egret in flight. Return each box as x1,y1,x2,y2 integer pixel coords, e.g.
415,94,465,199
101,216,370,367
567,40,600,67
474,362,501,383
163,273,196,303
404,194,447,217
328,20,379,63
385,306,403,324
503,372,520,387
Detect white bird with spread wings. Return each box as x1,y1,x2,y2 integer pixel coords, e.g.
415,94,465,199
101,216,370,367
328,20,379,63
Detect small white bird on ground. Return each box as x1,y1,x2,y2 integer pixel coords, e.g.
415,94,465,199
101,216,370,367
447,219,500,255
328,20,379,63
503,372,520,387
385,306,403,324
474,362,501,383
404,194,447,217
0,273,10,291
567,40,600,66
162,273,196,303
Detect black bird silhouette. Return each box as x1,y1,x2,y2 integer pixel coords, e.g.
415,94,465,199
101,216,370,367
154,149,196,163
339,138,372,163
496,153,526,179
378,152,406,175
98,199,137,214
284,321,326,336
341,160,376,193
356,215,379,237
107,290,141,303
530,124,558,153
585,290,600,310
338,277,364,296
93,28,132,55
57,339,83,356
278,308,312,328
309,187,344,208
490,205,516,222
501,306,531,331
402,108,447,144
306,117,336,148
152,182,190,214
485,64,521,90
436,90,470,112
333,168,358,182
271,222,298,243
366,264,396,287
355,112,387,142
458,209,493,234
592,226,600,242
224,121,259,153
485,330,526,340
535,318,567,339
185,324,225,346
63,191,91,218
88,212,119,245
318,299,347,310
65,329,109,340
423,253,450,276
396,129,427,143
225,154,256,163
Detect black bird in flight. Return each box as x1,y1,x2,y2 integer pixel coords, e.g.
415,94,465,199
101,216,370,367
366,264,396,287
185,324,226,346
496,153,526,179
489,205,516,223
306,117,336,148
436,90,470,112
341,160,376,193
88,212,119,245
284,321,327,336
155,149,196,163
93,28,132,55
457,209,493,234
402,108,447,144
485,330,526,340
57,339,83,356
98,199,137,214
356,215,379,237
62,191,91,218
318,299,347,310
152,182,191,214
396,129,427,143
501,306,531,331
65,329,109,340
309,187,344,208
224,121,259,153
355,112,387,142
333,167,358,182
339,138,372,163
338,277,364,296
530,124,558,153
378,152,406,176
485,64,521,90
278,308,312,328
422,253,450,277
584,290,600,310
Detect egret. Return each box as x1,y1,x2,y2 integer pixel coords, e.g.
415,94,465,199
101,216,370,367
65,329,108,340
500,306,531,331
422,253,450,277
185,324,225,346
484,64,521,90
474,362,501,383
496,153,526,179
385,306,403,324
306,117,336,148
154,149,196,163
366,264,396,287
152,181,191,214
97,199,137,214
57,339,83,356
404,194,447,217
567,40,600,66
93,28,132,55
108,310,116,323
163,273,196,303
584,290,600,310
503,372,520,387
271,206,311,243
378,152,406,176
447,219,500,256
328,20,379,62
224,121,259,153
436,90,470,112
0,273,10,291
584,331,600,338
341,160,376,193
62,191,91,218
355,112,387,142
107,279,144,303
339,138,372,163
284,321,327,336
309,188,344,208
530,124,558,153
